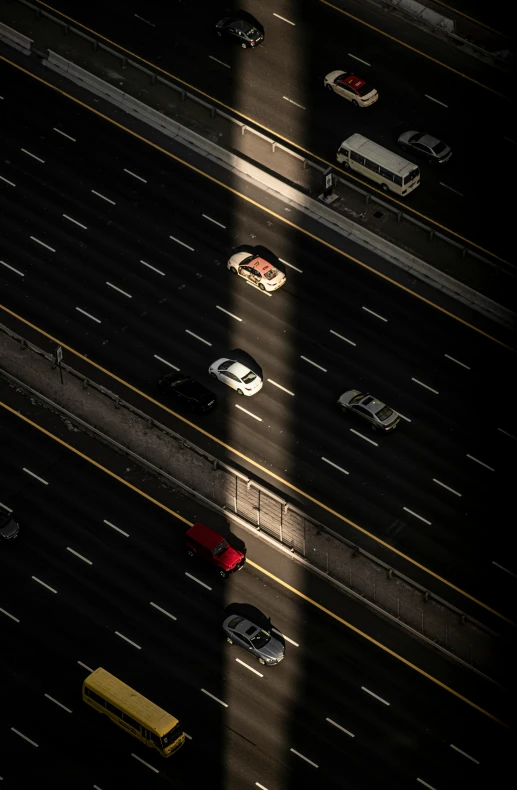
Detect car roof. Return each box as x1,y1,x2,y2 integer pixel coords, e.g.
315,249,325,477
233,618,261,638
361,395,387,415
186,522,225,549
228,361,251,379
249,256,276,274
339,74,366,89
175,378,212,398
417,134,440,148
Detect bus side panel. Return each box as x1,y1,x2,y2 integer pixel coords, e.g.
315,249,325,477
83,692,143,744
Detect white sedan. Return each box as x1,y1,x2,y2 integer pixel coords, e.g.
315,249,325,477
209,358,263,396
324,70,378,107
228,249,286,292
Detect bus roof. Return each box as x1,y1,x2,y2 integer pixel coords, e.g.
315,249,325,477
340,133,417,178
84,668,178,736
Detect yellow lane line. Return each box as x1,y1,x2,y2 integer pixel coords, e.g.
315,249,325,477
33,0,511,265
430,0,510,38
0,401,508,728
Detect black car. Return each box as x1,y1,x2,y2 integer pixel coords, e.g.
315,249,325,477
216,12,264,48
158,372,217,413
0,504,20,542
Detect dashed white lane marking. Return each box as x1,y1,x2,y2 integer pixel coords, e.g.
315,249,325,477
201,689,228,707
348,53,371,66
103,519,130,537
216,305,242,321
433,479,461,497
185,573,212,590
425,94,448,108
150,602,177,621
1,260,24,276
203,214,226,229
450,744,480,763
417,780,437,790
91,189,115,205
283,96,306,110
78,660,94,673
362,306,387,321
466,454,494,472
361,686,390,705
141,259,165,276
256,784,270,790
67,547,92,565
0,607,20,623
63,214,87,229
124,168,147,183
23,468,48,485
301,356,327,372
290,749,318,768
440,183,464,197
350,429,378,446
444,353,470,369
397,412,411,422
170,235,194,251
279,258,302,273
53,127,76,141
44,694,72,713
11,729,38,747
498,428,516,440
209,55,231,69
76,307,101,323
22,148,45,163
272,628,299,647
403,507,431,525
274,12,295,25
236,658,263,677
153,355,180,370
235,404,262,421
30,236,55,252
0,173,16,187
330,329,356,346
322,457,349,475
492,561,517,578
106,282,132,298
134,13,155,27
131,754,158,772
411,378,438,394
185,329,212,345
504,136,517,145
115,632,141,649
326,718,355,737
267,379,294,396
32,577,57,594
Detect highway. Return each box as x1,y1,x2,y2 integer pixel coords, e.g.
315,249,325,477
21,0,515,260
0,58,515,619
0,394,512,789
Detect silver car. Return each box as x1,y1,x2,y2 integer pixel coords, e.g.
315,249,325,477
338,390,400,432
398,131,451,164
222,615,285,665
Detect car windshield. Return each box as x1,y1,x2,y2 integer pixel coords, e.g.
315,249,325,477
213,539,229,556
350,392,365,405
246,26,260,37
357,83,374,97
251,629,270,649
431,141,447,155
219,360,234,371
377,406,394,421
263,268,279,280
242,371,256,384
161,723,183,748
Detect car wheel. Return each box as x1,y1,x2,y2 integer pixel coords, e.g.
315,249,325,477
325,83,333,91
400,143,409,152
351,100,358,108
258,283,265,291
343,161,350,169
381,183,390,193
210,372,217,379
236,388,244,396
230,267,238,275
226,637,233,644
187,549,195,557
341,406,348,413
371,424,377,431
219,569,227,578
241,42,247,49
428,157,435,165
258,658,266,665
217,31,222,37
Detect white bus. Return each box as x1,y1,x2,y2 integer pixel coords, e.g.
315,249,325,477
337,133,420,197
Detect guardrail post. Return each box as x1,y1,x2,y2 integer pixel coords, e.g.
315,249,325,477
429,230,434,241
64,25,69,36
93,41,98,52
210,107,216,119
397,212,403,223
272,142,277,153
241,125,246,136
20,338,28,351
83,378,89,389
121,57,127,69
303,159,307,170
181,91,186,101
151,73,156,85
462,248,467,258
115,397,121,409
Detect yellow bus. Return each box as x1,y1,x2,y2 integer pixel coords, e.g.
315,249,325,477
337,133,420,196
82,668,185,757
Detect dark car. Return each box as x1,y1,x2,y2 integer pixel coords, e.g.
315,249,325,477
158,372,216,413
0,503,20,542
223,615,285,665
398,131,452,164
216,12,264,48
186,522,246,578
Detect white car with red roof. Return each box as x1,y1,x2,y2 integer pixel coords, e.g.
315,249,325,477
324,70,378,107
227,247,286,292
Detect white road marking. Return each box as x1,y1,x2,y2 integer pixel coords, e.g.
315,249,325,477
492,561,517,578
300,356,327,372
209,55,231,69
44,694,72,713
22,148,45,163
0,607,20,623
91,189,115,205
322,457,349,475
330,329,356,346
272,628,299,646
403,507,432,525
362,306,387,321
150,602,177,621
504,136,517,145
0,175,16,187
361,686,390,705
267,379,294,396
440,182,464,197
326,718,355,737
425,94,448,108
246,280,272,296
30,236,55,252
201,689,228,707
134,14,155,27
106,282,132,298
141,259,165,276
78,660,94,672
153,355,180,370
348,53,371,66
350,429,378,446
290,749,318,768
103,519,129,537
1,260,24,276
411,378,438,394
467,454,494,472
283,96,306,110
274,12,295,25
216,305,242,321
131,754,158,772
256,784,270,790
203,214,226,229
417,780,437,790
279,257,302,273
444,353,470,369
67,547,93,565
76,307,101,323
115,632,141,649
32,577,57,594
124,168,147,183
170,235,194,250
11,729,38,747
236,658,263,677
184,732,192,740
185,329,212,346
450,744,479,763
63,214,87,229
23,468,48,485
54,127,76,141
235,404,262,421
498,428,516,440
397,412,411,422
433,479,461,497
185,573,212,590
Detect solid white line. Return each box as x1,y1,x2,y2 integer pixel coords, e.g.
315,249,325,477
425,94,448,107
131,754,158,772
350,429,378,446
411,378,439,394
279,257,302,273
23,468,48,485
300,356,327,372
492,561,517,578
348,53,371,66
0,607,20,623
10,729,38,747
450,744,479,763
417,780,437,790
201,689,228,707
32,577,57,594
185,573,212,590
106,282,132,298
103,519,129,537
115,632,141,649
140,259,165,276
283,96,306,110
63,214,87,229
54,127,76,141
330,329,356,346
440,182,464,197
216,305,242,321
272,628,299,646
1,260,24,276
76,307,101,323
44,694,72,713
235,404,262,421
274,12,295,25
267,380,294,396
78,661,94,672
326,718,355,737
22,148,45,163
322,457,349,475
185,329,212,346
433,479,461,497
444,353,470,369
124,168,147,183
91,189,116,205
66,547,92,565
236,658,263,677
361,686,390,705
153,355,180,370
150,602,177,620
170,235,194,251
290,749,318,768
498,427,517,440
362,306,387,321
30,236,55,252
403,507,432,525
397,412,411,422
203,214,226,229
467,454,494,472
209,55,231,69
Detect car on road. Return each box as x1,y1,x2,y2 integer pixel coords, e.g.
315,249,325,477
338,390,400,431
158,372,216,413
324,70,378,107
223,614,285,665
186,522,246,578
398,131,451,164
227,248,286,292
209,358,263,396
216,12,264,48
0,503,20,542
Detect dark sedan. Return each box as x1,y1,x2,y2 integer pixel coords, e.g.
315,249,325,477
223,615,285,665
158,372,216,413
216,12,264,48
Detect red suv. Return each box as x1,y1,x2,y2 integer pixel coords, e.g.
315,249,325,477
185,523,246,578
